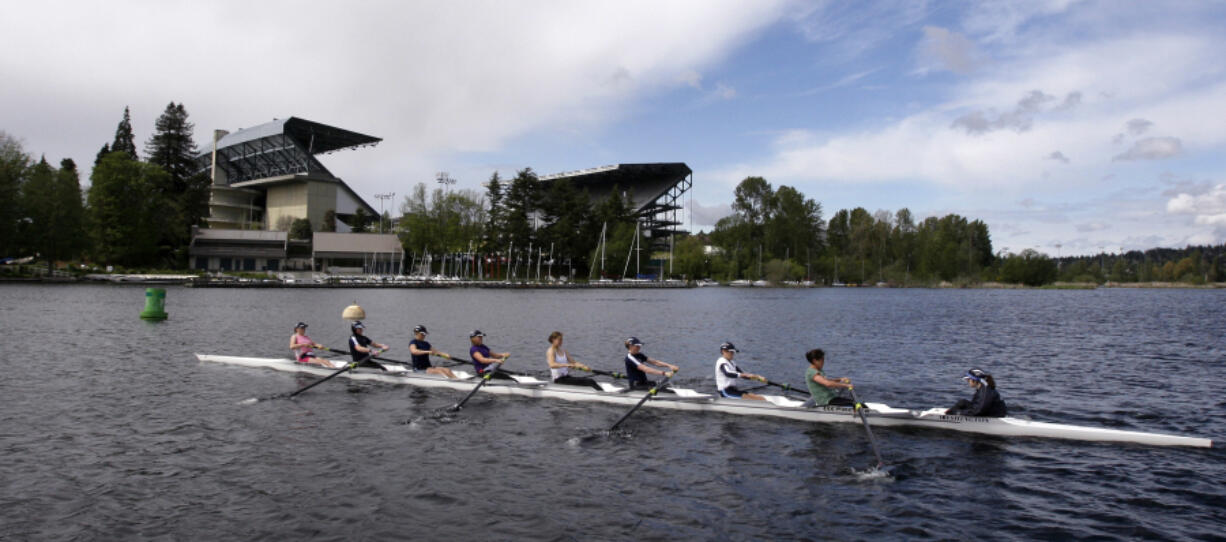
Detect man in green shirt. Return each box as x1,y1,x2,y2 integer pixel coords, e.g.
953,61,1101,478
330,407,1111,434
803,348,855,407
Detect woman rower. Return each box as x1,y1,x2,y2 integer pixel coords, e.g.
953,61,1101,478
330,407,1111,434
289,322,336,368
408,325,457,379
714,342,766,401
469,330,514,380
349,321,390,369
546,331,602,390
802,348,855,407
624,337,678,390
946,368,1007,417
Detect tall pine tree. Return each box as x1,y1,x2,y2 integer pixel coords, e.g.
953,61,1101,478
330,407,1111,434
111,106,138,160
0,131,30,257
145,102,209,266
55,158,88,261
19,157,58,273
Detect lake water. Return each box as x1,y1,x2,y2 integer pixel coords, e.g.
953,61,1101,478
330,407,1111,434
1,284,1223,540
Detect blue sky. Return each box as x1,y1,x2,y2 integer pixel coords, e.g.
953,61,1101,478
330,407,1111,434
4,1,1225,255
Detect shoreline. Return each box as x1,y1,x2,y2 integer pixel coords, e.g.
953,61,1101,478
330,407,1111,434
3,276,1223,289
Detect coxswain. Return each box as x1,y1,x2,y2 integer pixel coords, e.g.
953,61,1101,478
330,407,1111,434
408,325,458,379
348,321,390,369
546,331,602,390
289,322,336,368
469,330,514,380
623,337,678,390
945,368,1007,417
714,342,766,401
802,348,855,407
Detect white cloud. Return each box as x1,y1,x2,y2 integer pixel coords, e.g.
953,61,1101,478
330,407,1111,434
0,1,789,192
1113,137,1183,161
1167,183,1226,225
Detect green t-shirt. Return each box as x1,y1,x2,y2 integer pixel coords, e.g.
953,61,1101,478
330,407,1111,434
805,366,837,406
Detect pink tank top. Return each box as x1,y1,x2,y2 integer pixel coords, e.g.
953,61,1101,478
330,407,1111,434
293,334,315,361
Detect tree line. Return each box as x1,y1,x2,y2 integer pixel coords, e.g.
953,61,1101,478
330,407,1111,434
0,103,210,273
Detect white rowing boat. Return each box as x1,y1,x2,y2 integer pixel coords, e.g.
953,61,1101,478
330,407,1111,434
196,354,1214,448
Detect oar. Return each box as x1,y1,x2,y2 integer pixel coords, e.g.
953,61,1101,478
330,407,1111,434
576,366,629,379
609,369,677,431
450,357,508,411
753,377,811,397
240,352,374,404
848,386,885,469
317,345,415,367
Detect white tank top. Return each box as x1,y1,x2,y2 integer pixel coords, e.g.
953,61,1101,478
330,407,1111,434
550,349,570,380
715,357,741,391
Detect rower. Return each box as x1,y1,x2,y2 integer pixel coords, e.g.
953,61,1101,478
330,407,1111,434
408,325,458,379
348,321,390,369
546,331,602,390
469,330,514,380
802,348,855,407
714,342,766,401
289,322,336,368
946,368,1007,417
623,337,677,391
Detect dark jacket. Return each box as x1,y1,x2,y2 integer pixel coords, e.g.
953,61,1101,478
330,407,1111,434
947,386,1007,417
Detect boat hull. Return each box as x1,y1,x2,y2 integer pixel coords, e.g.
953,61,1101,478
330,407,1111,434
196,354,1213,448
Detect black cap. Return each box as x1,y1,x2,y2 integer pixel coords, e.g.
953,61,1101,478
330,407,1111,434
413,325,428,334
626,337,643,346
720,342,737,352
294,322,308,329
470,329,485,338
351,321,365,330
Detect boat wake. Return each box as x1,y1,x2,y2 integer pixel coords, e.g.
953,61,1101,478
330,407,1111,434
567,428,633,447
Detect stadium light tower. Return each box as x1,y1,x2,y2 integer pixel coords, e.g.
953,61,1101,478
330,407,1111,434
374,193,395,233
436,172,455,189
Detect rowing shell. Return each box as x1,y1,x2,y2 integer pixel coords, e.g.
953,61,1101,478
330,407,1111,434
196,354,1213,448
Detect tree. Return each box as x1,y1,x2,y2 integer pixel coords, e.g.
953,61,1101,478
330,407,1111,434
110,106,138,160
0,131,30,257
483,172,505,249
999,249,1057,286
54,159,87,261
502,168,539,249
289,218,313,240
20,158,58,271
88,152,164,266
94,143,110,166
321,209,337,232
145,102,209,266
350,208,370,233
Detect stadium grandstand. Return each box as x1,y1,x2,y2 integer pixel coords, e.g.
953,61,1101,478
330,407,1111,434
538,162,692,246
196,116,381,232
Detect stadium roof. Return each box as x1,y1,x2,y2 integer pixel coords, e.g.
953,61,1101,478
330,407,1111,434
539,163,692,237
197,117,381,184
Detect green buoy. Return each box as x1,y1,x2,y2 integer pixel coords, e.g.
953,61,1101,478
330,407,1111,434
140,287,168,320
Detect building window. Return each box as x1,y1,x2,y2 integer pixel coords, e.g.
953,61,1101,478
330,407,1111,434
267,259,280,271
195,257,208,270
243,258,256,271
220,258,232,271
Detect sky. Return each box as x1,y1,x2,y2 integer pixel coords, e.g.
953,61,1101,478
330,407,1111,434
3,0,1226,256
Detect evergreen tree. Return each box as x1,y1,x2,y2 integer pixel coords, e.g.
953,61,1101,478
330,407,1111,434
20,157,58,272
56,159,88,261
0,131,30,257
94,143,111,166
502,168,539,249
88,152,164,266
110,106,138,160
145,102,209,266
350,208,370,233
483,171,504,248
